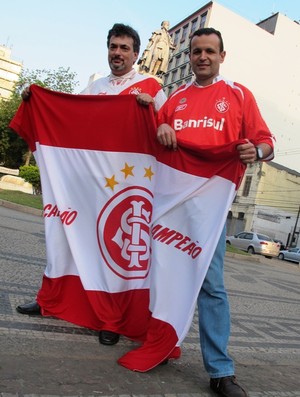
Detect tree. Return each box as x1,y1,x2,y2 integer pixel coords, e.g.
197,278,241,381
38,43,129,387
15,66,79,95
19,165,41,195
0,91,24,167
0,67,79,168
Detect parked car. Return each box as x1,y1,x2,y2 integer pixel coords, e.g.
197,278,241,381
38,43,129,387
273,239,286,250
226,231,280,258
278,247,300,264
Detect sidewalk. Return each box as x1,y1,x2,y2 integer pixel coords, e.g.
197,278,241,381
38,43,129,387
0,203,299,397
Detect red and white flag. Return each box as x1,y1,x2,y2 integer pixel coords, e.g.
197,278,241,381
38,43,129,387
10,85,246,371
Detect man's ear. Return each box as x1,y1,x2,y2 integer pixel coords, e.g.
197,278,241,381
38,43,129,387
220,50,226,64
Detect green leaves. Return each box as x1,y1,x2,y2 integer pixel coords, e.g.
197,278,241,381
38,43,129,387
15,66,79,94
0,66,79,168
19,165,41,195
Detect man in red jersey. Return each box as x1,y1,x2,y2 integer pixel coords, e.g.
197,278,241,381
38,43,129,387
157,28,275,397
17,23,167,347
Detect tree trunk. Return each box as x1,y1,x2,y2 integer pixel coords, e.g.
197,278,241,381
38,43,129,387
24,150,32,166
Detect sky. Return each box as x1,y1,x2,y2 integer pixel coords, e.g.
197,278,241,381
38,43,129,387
1,0,299,93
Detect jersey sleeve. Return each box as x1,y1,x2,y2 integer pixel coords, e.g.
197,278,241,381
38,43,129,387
153,89,167,112
239,84,275,149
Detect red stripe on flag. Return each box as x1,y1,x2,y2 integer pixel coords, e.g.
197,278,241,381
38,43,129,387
118,316,179,371
9,85,157,154
37,275,150,341
156,138,247,187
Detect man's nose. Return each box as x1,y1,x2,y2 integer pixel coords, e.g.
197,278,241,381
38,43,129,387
114,46,122,55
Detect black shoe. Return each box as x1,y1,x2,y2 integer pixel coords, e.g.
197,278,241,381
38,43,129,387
16,301,41,315
99,330,120,345
210,376,249,397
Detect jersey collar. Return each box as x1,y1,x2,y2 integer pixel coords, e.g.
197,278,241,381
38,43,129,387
193,75,224,88
109,69,136,84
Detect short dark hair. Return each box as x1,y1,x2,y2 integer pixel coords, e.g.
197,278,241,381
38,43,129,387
107,23,141,53
189,27,224,53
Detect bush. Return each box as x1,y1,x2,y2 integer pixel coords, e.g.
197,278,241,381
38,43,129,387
19,165,41,194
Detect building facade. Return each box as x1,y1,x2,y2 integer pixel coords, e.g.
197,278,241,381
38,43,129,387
227,161,300,248
0,45,22,100
163,1,300,173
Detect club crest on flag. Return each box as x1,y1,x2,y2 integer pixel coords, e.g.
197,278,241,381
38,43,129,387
97,186,153,279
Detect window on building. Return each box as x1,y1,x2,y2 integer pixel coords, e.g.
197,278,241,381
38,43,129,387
184,51,190,62
171,70,177,82
185,77,192,84
238,212,245,220
191,18,198,34
180,65,186,79
175,54,181,67
174,30,180,46
200,12,207,28
181,25,189,42
242,176,252,196
168,85,174,96
164,73,169,84
179,41,186,51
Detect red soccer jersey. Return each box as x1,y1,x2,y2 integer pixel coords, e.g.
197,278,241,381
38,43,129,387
158,78,275,148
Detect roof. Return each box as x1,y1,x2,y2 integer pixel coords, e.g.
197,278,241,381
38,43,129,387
268,161,300,177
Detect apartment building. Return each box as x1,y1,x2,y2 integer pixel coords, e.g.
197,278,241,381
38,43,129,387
0,45,22,100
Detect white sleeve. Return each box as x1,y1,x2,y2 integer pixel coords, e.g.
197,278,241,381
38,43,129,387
154,89,167,112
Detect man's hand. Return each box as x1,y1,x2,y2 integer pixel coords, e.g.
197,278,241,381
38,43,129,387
136,93,154,107
21,87,31,101
236,139,257,164
157,123,177,151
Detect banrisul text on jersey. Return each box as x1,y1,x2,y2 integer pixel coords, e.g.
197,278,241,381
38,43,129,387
174,116,225,131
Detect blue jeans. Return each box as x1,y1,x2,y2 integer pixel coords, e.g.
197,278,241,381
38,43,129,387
197,226,235,378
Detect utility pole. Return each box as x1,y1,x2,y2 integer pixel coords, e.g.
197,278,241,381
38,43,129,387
291,204,300,247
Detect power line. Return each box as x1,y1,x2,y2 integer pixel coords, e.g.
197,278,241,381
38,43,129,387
275,148,300,156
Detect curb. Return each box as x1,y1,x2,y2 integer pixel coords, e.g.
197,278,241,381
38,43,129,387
0,198,43,217
225,250,263,263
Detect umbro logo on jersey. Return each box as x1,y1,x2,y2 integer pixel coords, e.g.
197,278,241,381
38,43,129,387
175,104,188,112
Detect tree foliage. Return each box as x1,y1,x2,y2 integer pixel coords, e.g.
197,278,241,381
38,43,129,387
15,66,79,95
0,92,24,167
19,165,41,195
0,67,79,168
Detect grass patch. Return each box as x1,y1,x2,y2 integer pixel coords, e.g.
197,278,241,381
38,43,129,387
226,243,250,256
0,189,43,210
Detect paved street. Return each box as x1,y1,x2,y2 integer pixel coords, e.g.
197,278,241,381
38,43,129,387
0,204,299,397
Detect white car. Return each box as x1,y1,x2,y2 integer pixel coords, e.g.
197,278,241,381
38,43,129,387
278,247,300,264
226,231,280,258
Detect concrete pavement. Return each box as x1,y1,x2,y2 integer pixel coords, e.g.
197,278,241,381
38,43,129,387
0,203,299,397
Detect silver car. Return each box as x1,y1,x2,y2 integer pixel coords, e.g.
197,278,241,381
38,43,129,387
226,231,280,258
278,247,300,264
